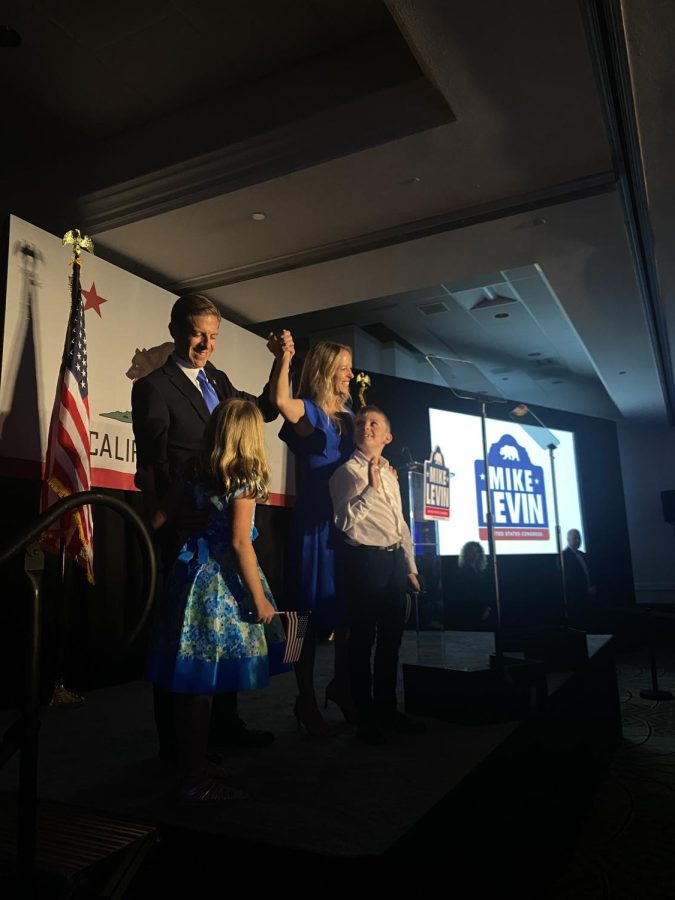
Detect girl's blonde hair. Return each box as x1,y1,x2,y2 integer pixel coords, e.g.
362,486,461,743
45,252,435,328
195,398,270,501
297,341,352,417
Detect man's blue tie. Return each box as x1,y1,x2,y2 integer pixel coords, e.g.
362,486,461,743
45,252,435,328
196,368,220,414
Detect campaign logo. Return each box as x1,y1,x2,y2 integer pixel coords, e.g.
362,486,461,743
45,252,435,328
423,446,451,520
474,435,549,540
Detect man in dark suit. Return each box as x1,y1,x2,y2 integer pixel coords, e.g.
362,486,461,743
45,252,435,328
132,293,293,758
563,528,595,626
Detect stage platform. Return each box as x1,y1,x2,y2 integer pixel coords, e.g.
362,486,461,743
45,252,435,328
0,631,621,895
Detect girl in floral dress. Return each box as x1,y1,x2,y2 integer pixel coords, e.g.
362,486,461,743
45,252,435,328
146,398,287,802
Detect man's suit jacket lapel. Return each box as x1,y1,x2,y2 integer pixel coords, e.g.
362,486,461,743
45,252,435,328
163,360,211,424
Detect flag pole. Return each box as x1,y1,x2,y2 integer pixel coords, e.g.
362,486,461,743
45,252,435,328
40,228,94,706
48,537,85,707
39,229,96,583
40,229,96,705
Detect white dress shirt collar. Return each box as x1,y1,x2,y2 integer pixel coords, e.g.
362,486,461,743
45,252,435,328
351,447,388,468
171,352,201,386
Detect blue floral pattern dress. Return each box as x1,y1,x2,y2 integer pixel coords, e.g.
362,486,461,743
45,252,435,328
146,483,289,694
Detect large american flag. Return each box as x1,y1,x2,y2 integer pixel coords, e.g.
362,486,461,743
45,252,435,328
40,258,94,583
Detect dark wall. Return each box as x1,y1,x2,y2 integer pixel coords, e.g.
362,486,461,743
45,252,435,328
359,369,635,624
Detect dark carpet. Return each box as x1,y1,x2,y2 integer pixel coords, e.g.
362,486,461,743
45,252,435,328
547,650,675,899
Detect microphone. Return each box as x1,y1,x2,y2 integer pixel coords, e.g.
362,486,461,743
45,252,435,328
400,447,421,470
508,403,559,449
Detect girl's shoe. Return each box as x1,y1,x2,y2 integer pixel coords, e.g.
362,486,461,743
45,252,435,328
178,775,247,804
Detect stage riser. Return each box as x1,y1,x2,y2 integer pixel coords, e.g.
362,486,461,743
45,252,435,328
403,660,548,724
500,628,589,671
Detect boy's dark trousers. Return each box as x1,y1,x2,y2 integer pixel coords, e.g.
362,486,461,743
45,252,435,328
343,543,408,725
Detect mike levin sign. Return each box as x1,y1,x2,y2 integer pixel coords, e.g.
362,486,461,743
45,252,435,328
424,446,451,520
474,436,549,540
428,407,581,556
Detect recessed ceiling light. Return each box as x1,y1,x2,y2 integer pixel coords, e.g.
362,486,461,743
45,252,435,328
502,377,509,381
551,380,563,384
527,352,541,357
618,370,626,375
533,217,547,226
494,312,509,319
400,176,421,185
251,212,266,221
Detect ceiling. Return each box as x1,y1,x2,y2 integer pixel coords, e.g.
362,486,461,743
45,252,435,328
2,0,674,425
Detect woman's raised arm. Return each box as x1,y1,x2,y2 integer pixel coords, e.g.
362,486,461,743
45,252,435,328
267,335,314,435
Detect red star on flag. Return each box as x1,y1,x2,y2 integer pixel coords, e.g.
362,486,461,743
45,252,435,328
82,282,108,318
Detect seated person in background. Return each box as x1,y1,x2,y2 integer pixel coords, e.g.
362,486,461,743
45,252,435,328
563,528,596,626
447,541,495,630
329,406,426,745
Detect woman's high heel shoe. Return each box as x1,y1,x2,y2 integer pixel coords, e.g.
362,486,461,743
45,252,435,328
293,696,331,738
324,681,357,724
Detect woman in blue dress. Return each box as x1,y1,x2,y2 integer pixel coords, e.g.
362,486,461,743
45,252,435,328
146,398,288,802
269,337,355,736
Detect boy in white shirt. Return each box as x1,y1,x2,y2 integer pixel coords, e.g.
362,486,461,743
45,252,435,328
329,406,426,744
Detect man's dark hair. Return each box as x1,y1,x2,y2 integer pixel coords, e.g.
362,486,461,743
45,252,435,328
170,294,221,332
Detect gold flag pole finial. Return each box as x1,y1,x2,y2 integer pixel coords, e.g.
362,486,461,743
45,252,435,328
62,229,94,261
355,372,371,408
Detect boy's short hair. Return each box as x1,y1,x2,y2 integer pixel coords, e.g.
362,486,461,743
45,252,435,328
355,405,391,432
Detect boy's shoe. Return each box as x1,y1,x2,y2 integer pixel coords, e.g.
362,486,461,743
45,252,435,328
356,722,387,746
380,710,426,735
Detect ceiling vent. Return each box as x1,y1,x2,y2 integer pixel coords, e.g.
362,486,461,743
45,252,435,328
417,300,450,316
471,294,518,311
532,357,559,367
529,357,567,380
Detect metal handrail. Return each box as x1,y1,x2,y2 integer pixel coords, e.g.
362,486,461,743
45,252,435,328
0,490,156,888
0,490,156,643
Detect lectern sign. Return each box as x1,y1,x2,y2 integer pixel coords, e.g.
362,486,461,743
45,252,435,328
423,446,451,520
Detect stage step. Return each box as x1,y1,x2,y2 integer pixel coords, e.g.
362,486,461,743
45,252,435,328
0,791,158,895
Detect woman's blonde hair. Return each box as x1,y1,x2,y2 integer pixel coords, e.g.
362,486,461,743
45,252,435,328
195,398,270,501
297,341,352,417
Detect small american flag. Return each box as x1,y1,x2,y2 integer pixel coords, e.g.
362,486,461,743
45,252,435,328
40,258,94,583
280,611,311,664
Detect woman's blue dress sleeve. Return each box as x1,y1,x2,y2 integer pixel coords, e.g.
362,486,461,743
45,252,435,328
279,398,331,458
